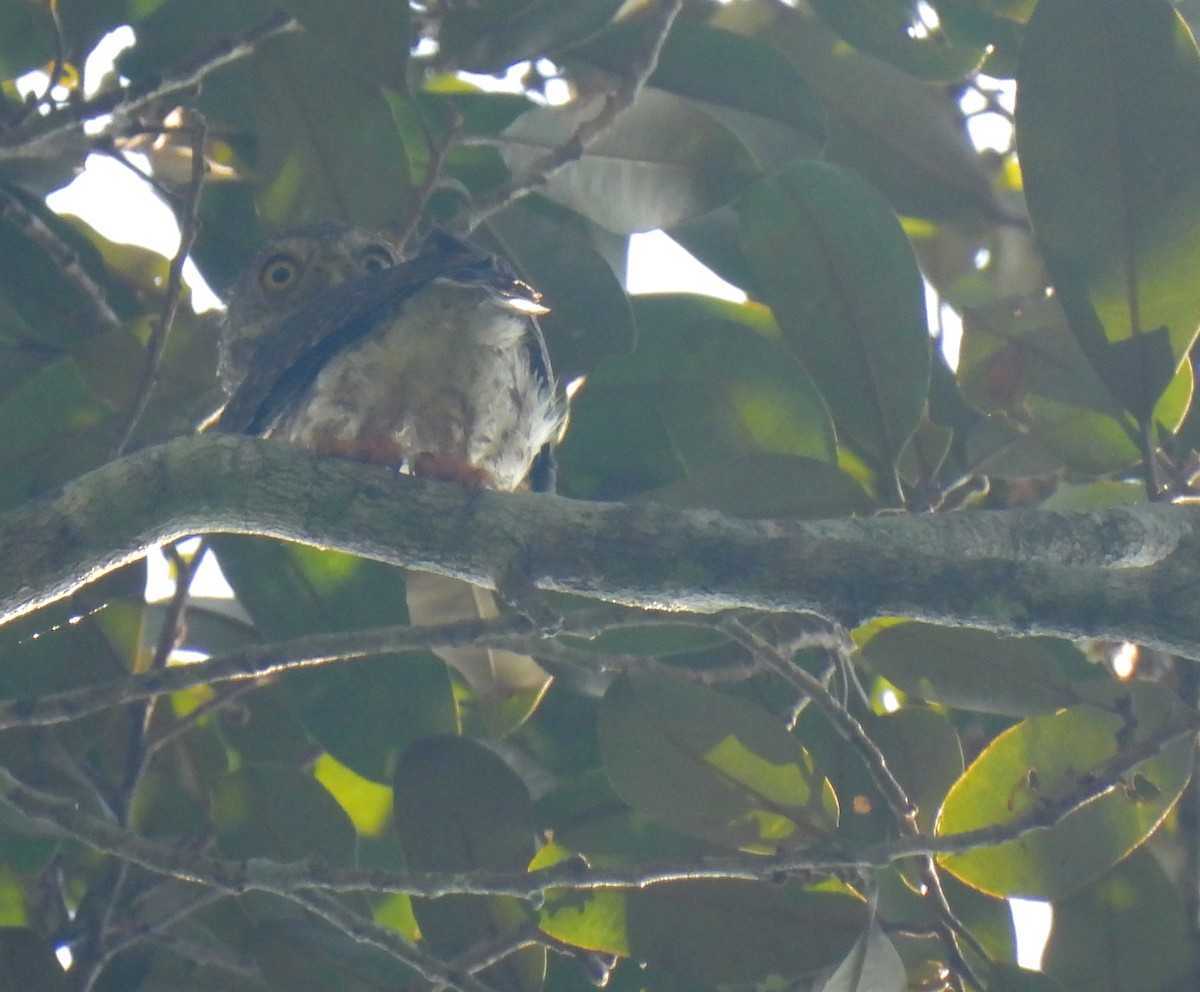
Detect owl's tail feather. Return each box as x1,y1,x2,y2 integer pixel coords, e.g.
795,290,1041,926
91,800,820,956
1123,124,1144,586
404,570,551,738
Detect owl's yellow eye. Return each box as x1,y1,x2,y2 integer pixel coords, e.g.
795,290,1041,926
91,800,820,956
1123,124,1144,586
358,245,395,273
258,253,302,292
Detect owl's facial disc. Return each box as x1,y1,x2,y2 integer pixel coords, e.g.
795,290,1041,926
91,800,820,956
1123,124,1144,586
255,239,397,299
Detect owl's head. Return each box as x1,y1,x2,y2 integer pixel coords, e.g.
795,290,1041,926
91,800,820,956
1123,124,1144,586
219,222,402,393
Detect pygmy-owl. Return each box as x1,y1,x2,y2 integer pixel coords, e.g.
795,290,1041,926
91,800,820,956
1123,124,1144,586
217,223,566,492
216,223,567,730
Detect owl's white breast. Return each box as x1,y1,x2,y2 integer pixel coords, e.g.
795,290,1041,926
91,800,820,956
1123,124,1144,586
269,279,563,491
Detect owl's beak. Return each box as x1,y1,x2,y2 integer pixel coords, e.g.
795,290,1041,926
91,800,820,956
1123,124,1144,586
310,260,362,289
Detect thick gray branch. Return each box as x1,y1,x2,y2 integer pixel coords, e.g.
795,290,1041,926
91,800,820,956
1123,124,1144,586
3,434,1200,654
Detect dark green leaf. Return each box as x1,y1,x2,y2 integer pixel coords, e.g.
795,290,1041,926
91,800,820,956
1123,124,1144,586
439,0,623,73
1017,0,1200,421
627,880,864,984
499,89,760,233
0,927,68,992
250,32,412,227
252,916,410,992
574,19,824,162
280,0,409,86
738,161,930,474
637,453,877,519
208,536,457,782
770,8,999,220
117,0,278,82
212,764,357,864
393,737,544,992
860,623,1095,718
811,0,986,81
599,670,839,853
559,293,836,500
1042,850,1194,992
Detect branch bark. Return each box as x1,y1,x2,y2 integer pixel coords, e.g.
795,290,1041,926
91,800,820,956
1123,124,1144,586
4,433,1200,655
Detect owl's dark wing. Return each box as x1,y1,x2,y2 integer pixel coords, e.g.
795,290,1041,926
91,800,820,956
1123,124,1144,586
215,233,559,491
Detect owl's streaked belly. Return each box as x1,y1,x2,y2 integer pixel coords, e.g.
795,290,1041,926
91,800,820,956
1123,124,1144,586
268,280,562,492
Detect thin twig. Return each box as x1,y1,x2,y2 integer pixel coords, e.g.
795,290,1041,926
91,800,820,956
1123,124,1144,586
393,104,463,254
463,0,682,230
716,617,988,987
112,111,208,457
84,895,258,992
141,679,261,764
718,617,917,824
0,606,705,731
0,11,298,161
32,3,68,112
291,890,503,992
0,188,122,330
1,711,1191,938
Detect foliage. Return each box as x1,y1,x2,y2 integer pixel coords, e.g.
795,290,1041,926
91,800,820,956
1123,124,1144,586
2,1,1200,991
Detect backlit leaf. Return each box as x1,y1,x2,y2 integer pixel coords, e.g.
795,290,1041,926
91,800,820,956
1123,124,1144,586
1017,0,1200,421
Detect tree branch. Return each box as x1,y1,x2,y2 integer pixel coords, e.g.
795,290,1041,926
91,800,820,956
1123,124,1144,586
3,434,1200,655
0,605,682,731
0,11,297,162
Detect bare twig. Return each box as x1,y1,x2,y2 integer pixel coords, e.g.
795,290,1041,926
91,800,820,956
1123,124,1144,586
463,0,682,230
717,617,988,987
31,3,69,113
719,617,916,824
112,111,208,457
393,103,463,254
82,889,231,992
0,606,704,731
3,711,1191,907
290,890,503,992
0,188,121,330
0,11,298,161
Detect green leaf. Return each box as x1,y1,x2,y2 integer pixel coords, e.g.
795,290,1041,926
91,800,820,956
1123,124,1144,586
737,161,931,475
599,670,839,853
499,89,760,233
626,880,865,984
769,8,998,220
393,737,544,992
280,0,409,86
811,0,987,81
859,623,1095,718
251,916,411,992
636,453,877,519
117,0,278,83
439,0,624,73
793,704,961,846
559,293,836,500
1042,849,1194,992
0,927,68,992
936,681,1194,899
574,19,824,161
208,536,457,783
1017,0,1200,422
394,737,535,871
0,4,56,79
816,923,906,992
212,764,357,864
531,841,628,955
251,32,412,227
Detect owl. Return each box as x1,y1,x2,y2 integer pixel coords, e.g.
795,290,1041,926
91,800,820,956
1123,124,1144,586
217,222,566,493
216,223,566,732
